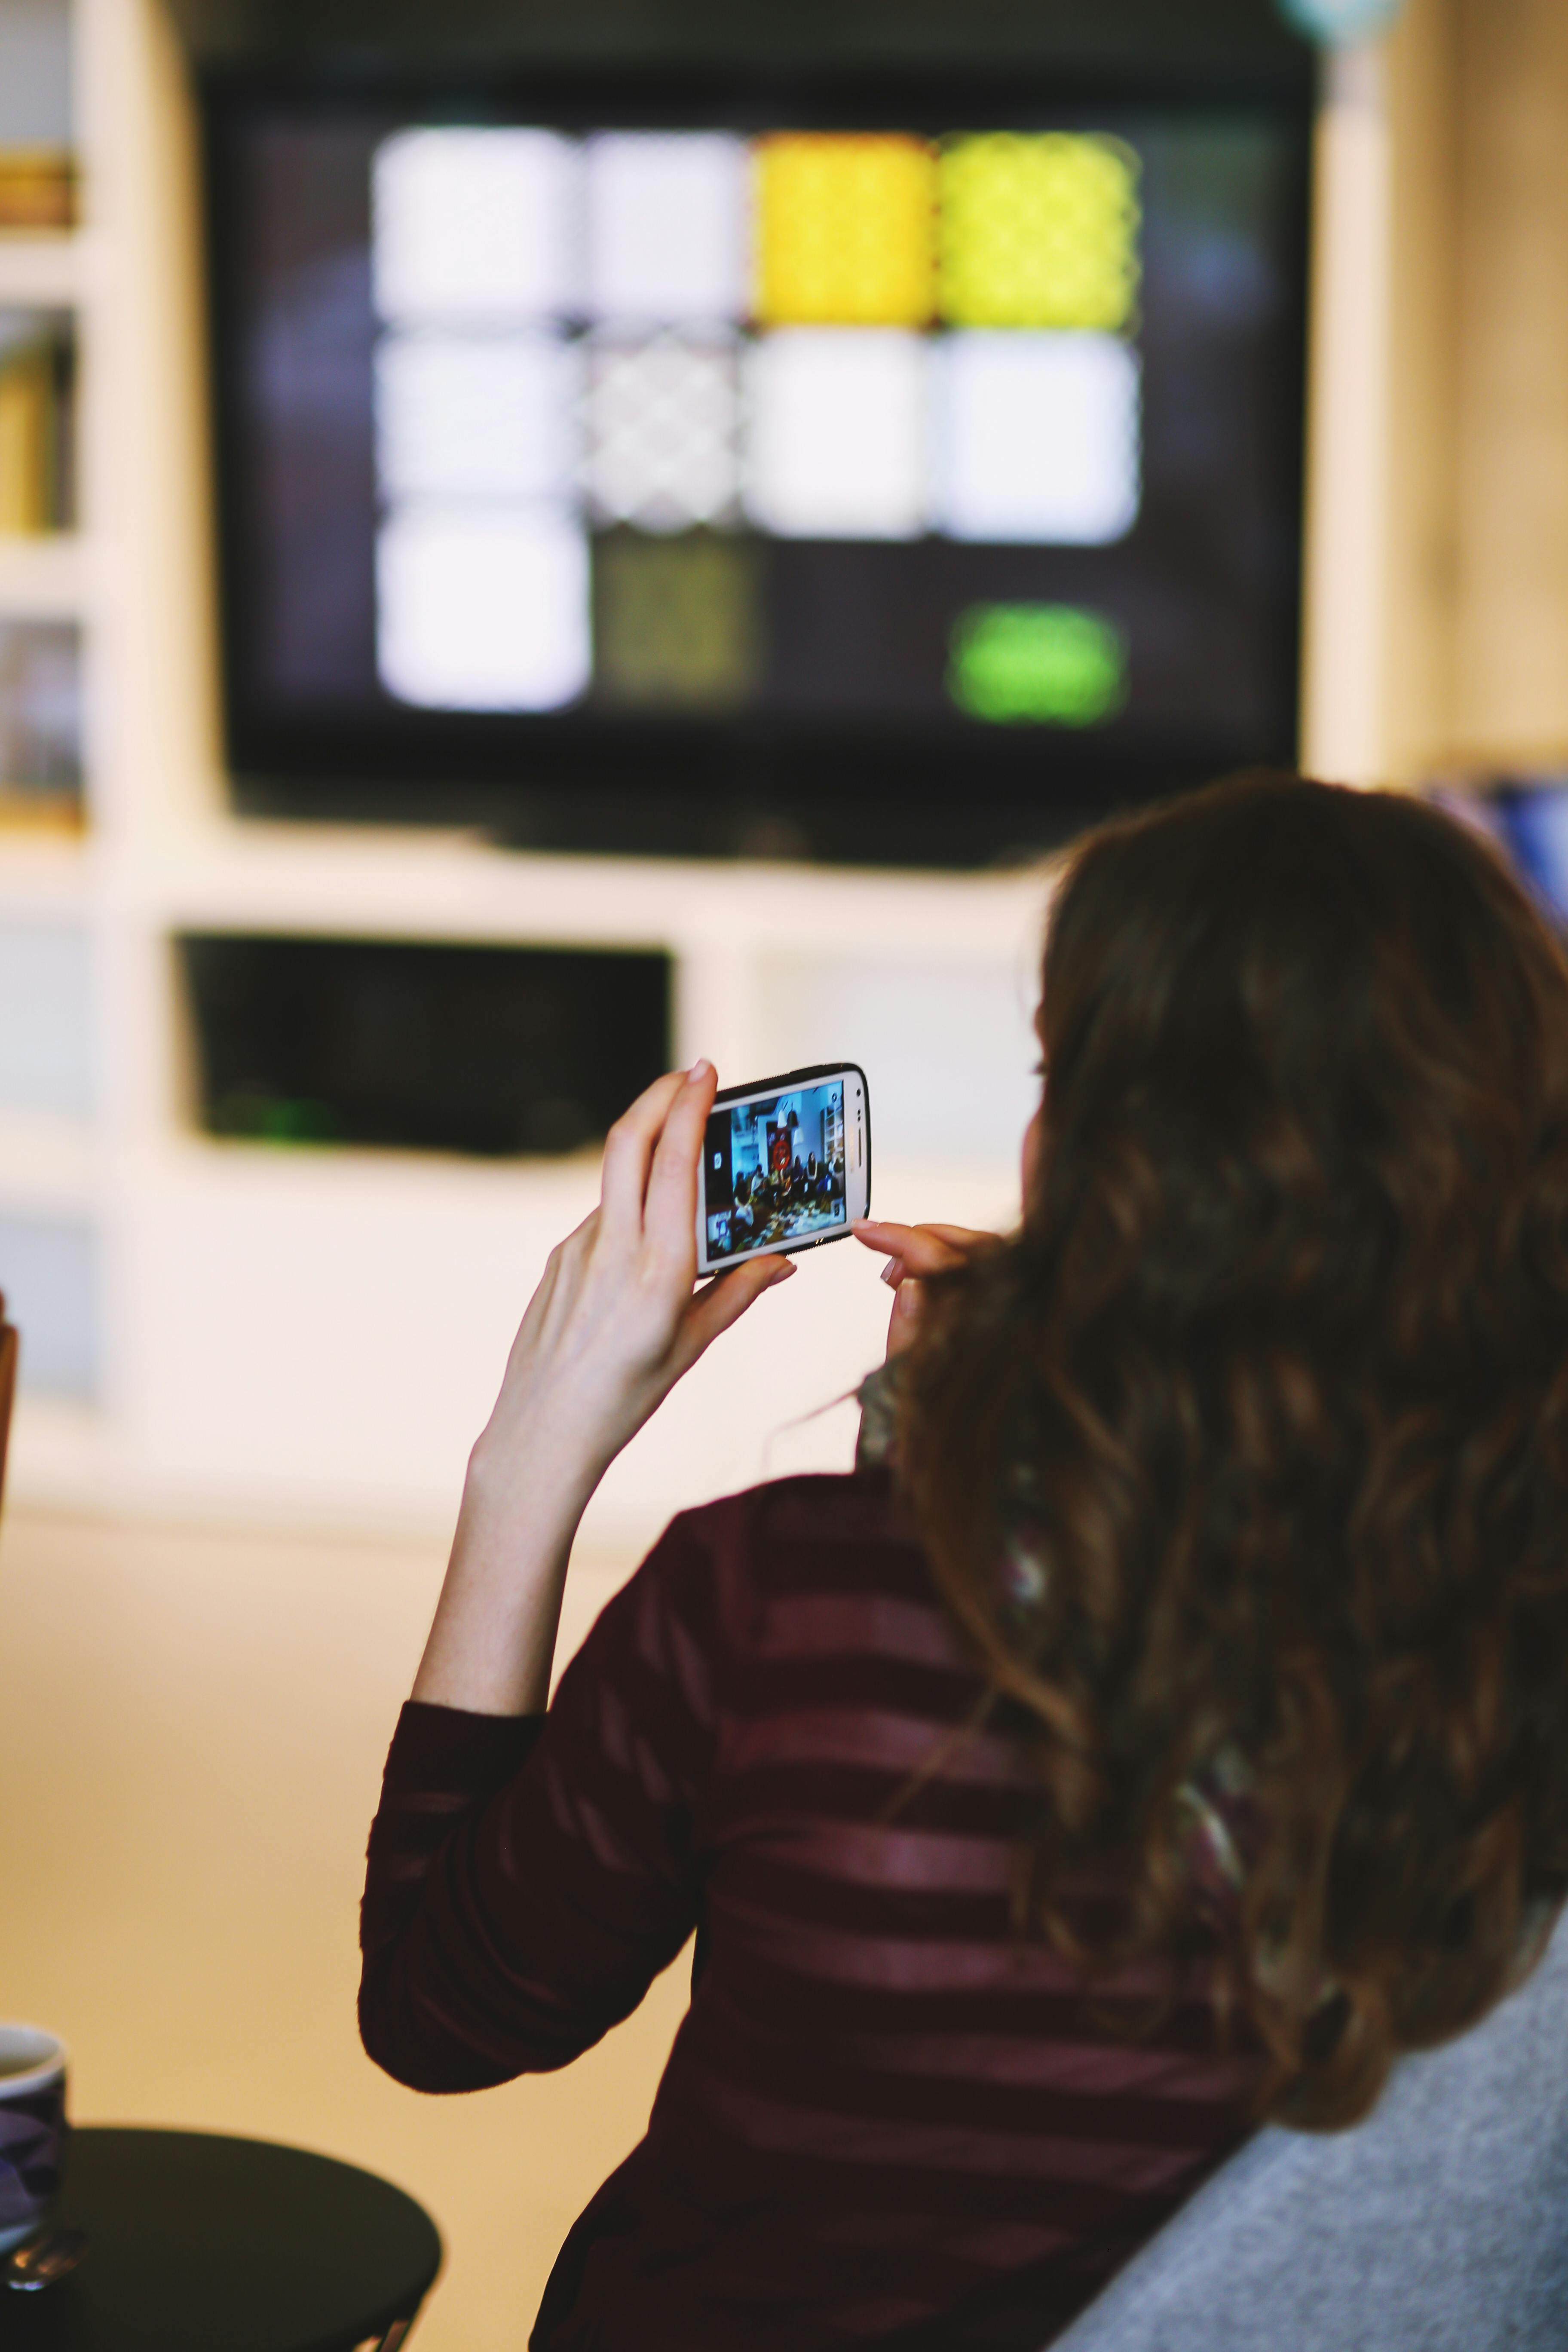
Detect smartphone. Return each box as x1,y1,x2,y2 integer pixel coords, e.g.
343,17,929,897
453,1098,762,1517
697,1064,870,1275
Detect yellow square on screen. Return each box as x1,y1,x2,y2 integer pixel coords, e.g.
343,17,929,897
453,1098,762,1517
937,134,1140,331
754,135,936,326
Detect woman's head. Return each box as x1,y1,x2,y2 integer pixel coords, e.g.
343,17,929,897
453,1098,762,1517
900,772,1568,2124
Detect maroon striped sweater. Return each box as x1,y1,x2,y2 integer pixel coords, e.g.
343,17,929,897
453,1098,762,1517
360,1469,1263,2349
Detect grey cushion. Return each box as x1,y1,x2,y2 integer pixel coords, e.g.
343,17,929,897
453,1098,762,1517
1054,1913,1568,2352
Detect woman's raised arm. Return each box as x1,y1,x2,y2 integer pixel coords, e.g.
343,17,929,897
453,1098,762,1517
411,1060,793,1718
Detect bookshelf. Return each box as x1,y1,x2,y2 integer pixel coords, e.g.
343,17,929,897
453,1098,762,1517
0,0,1469,1558
0,537,91,611
0,0,1051,1554
0,233,94,308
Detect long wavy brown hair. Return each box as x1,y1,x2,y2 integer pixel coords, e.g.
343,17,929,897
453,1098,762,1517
898,772,1568,2127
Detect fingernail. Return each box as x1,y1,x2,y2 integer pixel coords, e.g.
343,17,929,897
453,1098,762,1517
770,1256,796,1280
880,1261,900,1287
689,1058,713,1080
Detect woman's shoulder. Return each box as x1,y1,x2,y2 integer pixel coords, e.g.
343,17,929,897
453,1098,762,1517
661,1468,965,1677
672,1464,917,1567
665,1357,913,1570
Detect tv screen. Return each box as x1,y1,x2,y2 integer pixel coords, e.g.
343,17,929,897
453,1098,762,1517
205,75,1309,864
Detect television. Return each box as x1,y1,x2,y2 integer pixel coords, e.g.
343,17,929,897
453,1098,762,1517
203,64,1311,865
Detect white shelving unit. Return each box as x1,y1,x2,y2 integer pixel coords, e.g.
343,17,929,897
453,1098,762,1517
0,0,1426,1558
0,0,1050,1556
0,227,98,306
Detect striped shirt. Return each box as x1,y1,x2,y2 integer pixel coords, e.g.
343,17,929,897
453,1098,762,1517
360,1469,1263,2349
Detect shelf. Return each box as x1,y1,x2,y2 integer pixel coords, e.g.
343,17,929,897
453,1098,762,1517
157,1127,604,1208
0,231,96,307
138,818,1056,960
0,830,92,910
0,535,93,617
0,1112,98,1209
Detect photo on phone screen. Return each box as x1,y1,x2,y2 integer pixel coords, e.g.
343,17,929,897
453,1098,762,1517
700,1066,869,1273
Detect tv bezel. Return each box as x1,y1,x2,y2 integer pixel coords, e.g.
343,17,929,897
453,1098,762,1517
201,60,1314,869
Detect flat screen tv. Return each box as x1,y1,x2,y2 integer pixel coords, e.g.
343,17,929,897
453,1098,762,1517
204,69,1311,864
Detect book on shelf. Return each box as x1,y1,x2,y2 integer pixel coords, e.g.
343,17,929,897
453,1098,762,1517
0,618,83,830
0,311,74,535
0,150,76,233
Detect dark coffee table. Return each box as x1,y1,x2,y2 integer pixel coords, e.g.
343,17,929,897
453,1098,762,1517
0,2127,441,2352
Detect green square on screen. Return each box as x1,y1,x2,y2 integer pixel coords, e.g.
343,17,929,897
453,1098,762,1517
948,602,1127,726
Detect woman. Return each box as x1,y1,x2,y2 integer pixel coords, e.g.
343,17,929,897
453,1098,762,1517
361,775,1568,2349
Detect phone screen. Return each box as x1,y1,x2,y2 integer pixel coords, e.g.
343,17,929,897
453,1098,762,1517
702,1075,856,1268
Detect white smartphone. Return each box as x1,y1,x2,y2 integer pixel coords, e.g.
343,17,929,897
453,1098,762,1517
697,1064,870,1276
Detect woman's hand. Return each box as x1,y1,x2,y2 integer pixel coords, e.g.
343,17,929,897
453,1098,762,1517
475,1062,790,1496
852,1218,996,1359
413,1063,792,1716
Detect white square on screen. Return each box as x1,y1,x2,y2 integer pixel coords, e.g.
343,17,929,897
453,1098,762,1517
374,331,582,502
586,332,741,529
934,331,1140,544
376,508,591,710
742,330,927,540
585,134,747,322
372,128,581,323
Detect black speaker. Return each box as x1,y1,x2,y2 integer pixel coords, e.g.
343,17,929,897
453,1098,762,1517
181,933,672,1156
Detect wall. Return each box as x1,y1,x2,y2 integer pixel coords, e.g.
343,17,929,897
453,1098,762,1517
1381,0,1459,781
1377,0,1568,780
1450,0,1568,766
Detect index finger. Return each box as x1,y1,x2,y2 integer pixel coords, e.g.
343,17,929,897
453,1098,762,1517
853,1219,983,1275
852,1219,919,1256
643,1059,719,1260
600,1070,692,1231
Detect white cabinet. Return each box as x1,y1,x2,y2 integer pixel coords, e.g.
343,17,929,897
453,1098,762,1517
0,0,1044,1554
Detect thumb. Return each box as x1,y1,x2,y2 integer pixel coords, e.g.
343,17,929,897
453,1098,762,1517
672,1252,796,1378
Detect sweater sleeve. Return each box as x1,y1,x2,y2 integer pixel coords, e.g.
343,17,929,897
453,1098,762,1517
358,1506,726,2092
